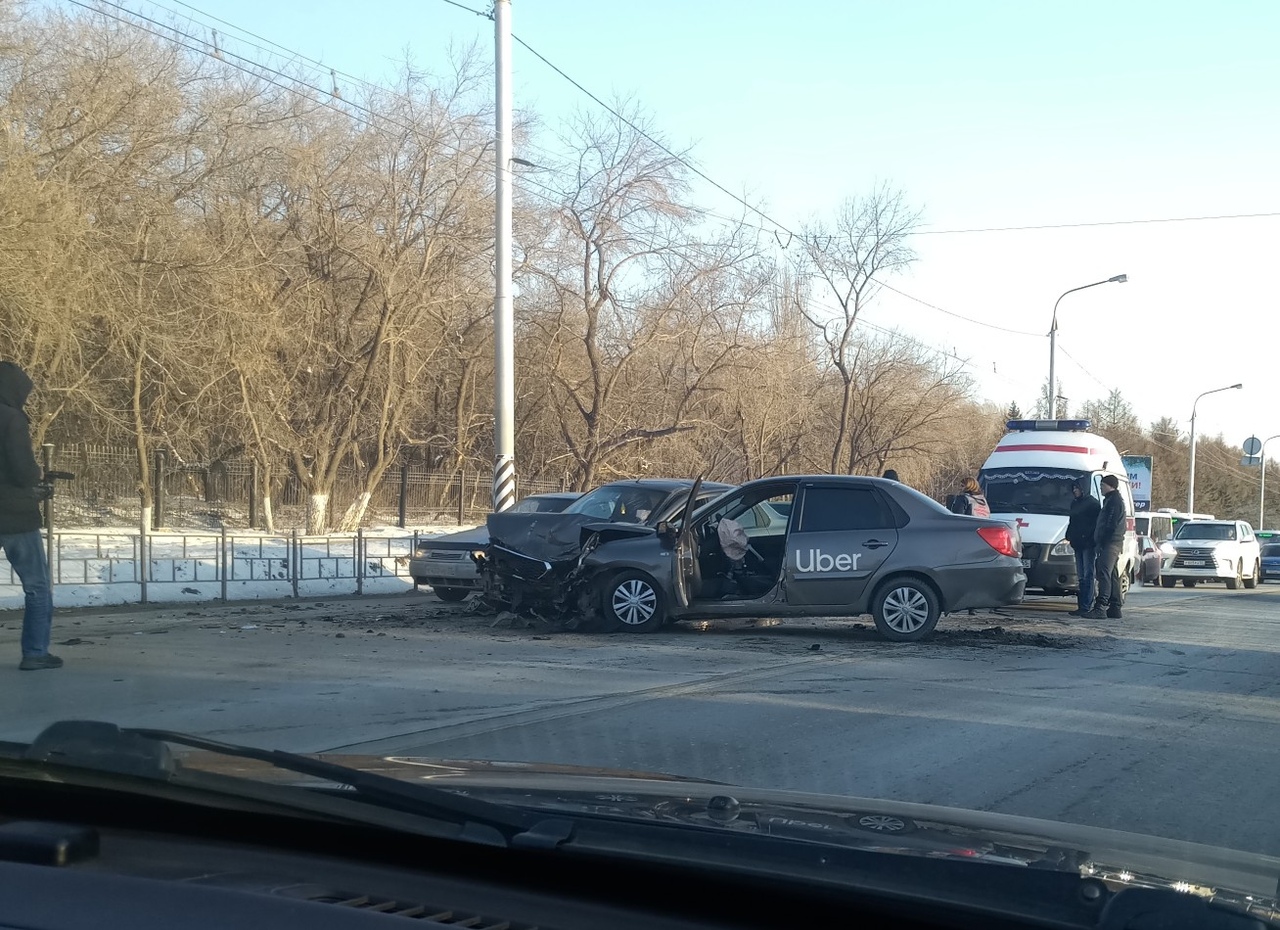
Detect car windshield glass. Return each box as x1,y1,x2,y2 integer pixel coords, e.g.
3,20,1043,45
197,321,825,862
978,469,1089,515
1262,544,1280,557
561,486,671,523
1175,523,1235,540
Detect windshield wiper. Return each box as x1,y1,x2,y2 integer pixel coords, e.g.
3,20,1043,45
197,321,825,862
18,720,572,850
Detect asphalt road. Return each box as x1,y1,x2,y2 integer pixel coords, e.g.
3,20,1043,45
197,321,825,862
2,580,1278,856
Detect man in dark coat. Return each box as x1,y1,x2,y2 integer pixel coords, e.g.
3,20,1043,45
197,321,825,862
1083,474,1127,621
0,362,61,669
1065,481,1101,617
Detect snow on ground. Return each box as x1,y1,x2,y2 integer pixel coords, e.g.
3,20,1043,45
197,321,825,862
0,523,482,610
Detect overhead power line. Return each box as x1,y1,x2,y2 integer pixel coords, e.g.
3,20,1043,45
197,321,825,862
507,31,796,239
877,282,1041,338
916,211,1280,236
1055,343,1113,394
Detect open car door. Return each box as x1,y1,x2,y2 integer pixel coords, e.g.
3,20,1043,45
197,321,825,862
670,476,703,610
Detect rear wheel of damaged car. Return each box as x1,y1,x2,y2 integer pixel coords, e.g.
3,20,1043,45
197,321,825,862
601,570,665,633
870,576,940,642
433,586,470,602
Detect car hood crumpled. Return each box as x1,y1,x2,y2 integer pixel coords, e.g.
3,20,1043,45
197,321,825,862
486,512,652,564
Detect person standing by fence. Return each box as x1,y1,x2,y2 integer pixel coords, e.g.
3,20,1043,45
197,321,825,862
0,362,61,670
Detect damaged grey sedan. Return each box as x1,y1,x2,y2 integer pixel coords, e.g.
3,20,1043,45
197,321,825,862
478,478,733,616
480,475,1027,642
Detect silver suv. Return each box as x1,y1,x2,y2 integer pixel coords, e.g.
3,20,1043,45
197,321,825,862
1160,520,1262,589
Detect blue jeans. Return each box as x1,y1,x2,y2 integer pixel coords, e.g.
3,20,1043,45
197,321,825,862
1074,545,1096,612
1094,543,1123,611
0,530,53,657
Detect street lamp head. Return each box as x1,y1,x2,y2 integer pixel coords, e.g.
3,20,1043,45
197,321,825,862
1109,274,1128,283
1230,383,1243,389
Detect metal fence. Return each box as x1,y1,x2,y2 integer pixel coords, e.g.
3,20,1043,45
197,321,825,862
0,529,434,607
41,444,563,530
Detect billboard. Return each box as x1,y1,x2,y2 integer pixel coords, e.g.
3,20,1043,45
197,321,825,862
1123,455,1153,512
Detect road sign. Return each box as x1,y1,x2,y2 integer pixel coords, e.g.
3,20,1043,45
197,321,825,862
1243,436,1262,455
1242,455,1262,467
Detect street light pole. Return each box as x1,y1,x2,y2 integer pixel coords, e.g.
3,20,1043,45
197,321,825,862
1187,383,1243,514
1047,274,1127,417
1260,434,1280,529
491,0,516,513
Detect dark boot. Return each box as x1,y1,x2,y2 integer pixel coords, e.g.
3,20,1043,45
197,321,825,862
1106,606,1123,619
1080,606,1107,620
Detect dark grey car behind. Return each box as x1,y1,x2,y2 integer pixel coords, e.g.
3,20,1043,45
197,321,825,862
576,475,1027,641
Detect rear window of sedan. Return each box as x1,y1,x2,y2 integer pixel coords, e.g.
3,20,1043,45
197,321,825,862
799,486,897,533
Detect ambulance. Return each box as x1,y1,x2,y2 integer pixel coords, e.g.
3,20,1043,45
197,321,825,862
978,419,1138,602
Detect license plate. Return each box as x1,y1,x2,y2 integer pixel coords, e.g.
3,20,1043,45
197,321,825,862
1020,558,1031,569
1183,559,1206,566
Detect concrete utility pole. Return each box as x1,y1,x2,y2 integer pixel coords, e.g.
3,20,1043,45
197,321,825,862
491,0,516,512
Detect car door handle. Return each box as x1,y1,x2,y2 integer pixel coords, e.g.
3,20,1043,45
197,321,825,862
862,540,889,549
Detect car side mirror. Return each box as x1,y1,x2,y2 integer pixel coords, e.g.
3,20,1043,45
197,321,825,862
656,520,675,540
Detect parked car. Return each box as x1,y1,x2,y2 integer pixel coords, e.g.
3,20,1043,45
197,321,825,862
480,478,735,612
483,476,1027,642
410,491,582,601
1261,542,1280,584
1159,520,1262,589
1136,535,1162,585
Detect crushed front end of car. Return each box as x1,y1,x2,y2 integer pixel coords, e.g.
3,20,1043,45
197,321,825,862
477,512,656,628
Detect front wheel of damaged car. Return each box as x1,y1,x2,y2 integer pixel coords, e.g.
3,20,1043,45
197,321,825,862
432,586,471,602
870,577,940,642
601,571,666,633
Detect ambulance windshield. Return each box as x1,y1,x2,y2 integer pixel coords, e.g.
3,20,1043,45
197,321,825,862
979,468,1090,516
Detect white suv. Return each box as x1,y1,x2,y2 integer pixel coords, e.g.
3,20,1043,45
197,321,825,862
1160,520,1262,589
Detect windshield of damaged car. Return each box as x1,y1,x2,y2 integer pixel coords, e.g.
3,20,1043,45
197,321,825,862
561,486,671,524
979,469,1088,515
510,495,573,514
1174,523,1235,540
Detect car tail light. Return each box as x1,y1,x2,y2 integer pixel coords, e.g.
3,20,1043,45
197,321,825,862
978,525,1018,557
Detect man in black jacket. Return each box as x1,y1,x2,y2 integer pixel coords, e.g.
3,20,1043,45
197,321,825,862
1083,474,1127,620
1065,481,1101,617
0,362,61,670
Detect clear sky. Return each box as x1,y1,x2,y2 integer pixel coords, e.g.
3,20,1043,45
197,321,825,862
88,0,1280,455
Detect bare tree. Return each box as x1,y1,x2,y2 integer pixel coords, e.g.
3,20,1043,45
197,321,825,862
797,184,920,473
522,107,766,489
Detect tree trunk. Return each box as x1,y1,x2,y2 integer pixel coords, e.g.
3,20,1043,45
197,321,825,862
305,491,329,535
336,490,373,532
261,461,276,534
829,378,853,475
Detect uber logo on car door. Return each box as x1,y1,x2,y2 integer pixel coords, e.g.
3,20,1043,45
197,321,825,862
794,549,863,573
